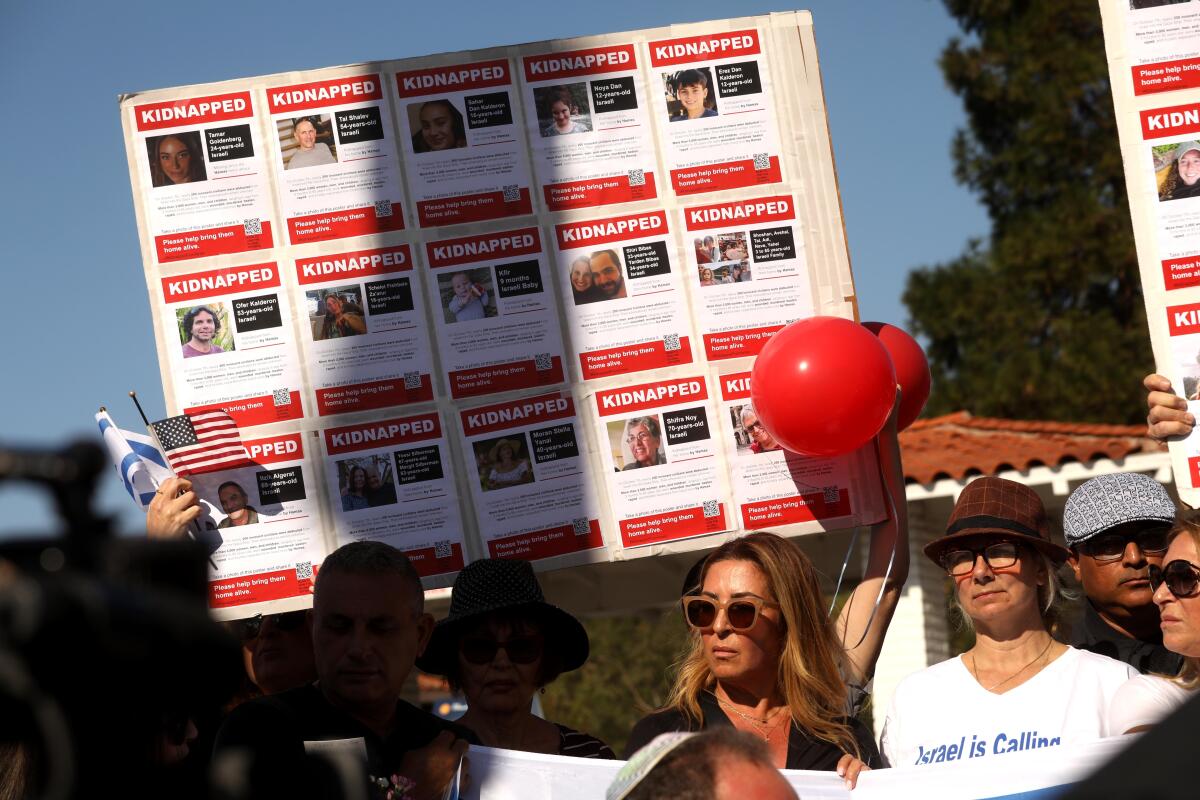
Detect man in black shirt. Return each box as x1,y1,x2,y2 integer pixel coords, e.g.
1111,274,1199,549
1064,473,1183,675
214,542,474,799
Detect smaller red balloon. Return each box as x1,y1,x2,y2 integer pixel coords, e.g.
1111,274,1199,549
863,322,931,431
750,317,897,457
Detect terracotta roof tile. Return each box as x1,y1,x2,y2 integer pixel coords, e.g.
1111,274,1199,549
897,412,1164,485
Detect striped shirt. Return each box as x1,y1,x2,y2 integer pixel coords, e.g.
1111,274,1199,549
556,723,616,759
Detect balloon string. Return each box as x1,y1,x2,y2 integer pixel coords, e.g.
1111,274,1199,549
829,434,898,653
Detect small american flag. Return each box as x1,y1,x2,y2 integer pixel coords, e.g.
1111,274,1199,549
150,410,250,475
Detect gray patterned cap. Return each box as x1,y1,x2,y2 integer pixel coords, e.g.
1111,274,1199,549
1062,473,1176,548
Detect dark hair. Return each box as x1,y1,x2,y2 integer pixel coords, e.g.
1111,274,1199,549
316,541,423,611
591,248,622,271
291,116,320,134
182,306,221,338
148,131,208,186
442,610,566,692
216,481,245,496
542,86,576,116
674,69,709,91
411,100,467,153
625,729,774,800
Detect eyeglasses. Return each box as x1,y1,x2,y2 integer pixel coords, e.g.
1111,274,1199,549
626,432,655,445
939,542,1021,576
234,611,307,642
1078,526,1170,563
743,421,764,435
1149,560,1200,599
681,595,778,631
460,635,543,666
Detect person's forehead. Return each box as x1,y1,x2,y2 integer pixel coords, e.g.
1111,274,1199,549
591,253,616,267
316,572,416,615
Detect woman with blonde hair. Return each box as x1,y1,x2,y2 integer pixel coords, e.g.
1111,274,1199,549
1107,511,1200,733
881,477,1135,768
626,411,908,787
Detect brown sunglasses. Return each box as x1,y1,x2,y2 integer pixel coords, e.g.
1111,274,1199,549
681,595,778,631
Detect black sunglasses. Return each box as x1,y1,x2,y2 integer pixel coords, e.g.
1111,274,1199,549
1149,560,1200,599
235,611,307,642
460,635,543,666
1079,526,1170,563
939,542,1021,577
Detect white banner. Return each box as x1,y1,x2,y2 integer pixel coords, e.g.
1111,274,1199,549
460,736,1129,800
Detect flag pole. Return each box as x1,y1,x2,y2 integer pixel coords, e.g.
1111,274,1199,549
130,392,217,569
128,391,152,428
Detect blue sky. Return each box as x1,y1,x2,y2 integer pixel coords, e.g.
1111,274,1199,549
0,0,987,536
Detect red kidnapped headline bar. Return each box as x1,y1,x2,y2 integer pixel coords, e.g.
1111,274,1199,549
136,91,253,131
648,30,760,68
395,60,510,98
555,211,669,250
266,75,383,114
523,45,637,82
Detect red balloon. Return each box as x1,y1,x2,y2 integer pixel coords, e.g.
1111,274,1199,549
863,322,931,431
751,317,897,457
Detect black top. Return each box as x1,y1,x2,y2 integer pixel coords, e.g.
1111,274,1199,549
624,692,880,770
1070,602,1184,676
214,684,477,796
555,723,617,759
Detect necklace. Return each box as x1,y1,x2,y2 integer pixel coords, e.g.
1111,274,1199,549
716,696,788,741
969,637,1055,693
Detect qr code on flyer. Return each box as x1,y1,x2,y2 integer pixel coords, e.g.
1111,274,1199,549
272,388,292,406
628,169,645,186
243,218,262,236
823,486,840,504
571,517,590,535
702,499,720,518
403,371,422,390
663,334,681,351
753,153,770,171
534,352,552,371
434,540,452,558
502,184,520,202
295,561,313,580
373,200,393,218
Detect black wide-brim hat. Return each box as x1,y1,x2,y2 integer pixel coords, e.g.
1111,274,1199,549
416,558,589,677
923,476,1071,566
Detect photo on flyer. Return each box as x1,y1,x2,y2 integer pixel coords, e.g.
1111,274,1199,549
265,74,406,245
520,44,659,210
554,210,696,380
190,432,328,618
592,375,732,549
425,227,568,398
645,29,784,196
133,91,275,263
320,413,467,582
158,263,305,428
458,391,607,563
394,59,535,226
681,195,814,360
293,245,436,415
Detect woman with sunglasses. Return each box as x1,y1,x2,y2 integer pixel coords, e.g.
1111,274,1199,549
1107,513,1200,734
416,558,615,758
625,532,883,785
880,477,1136,767
624,414,910,787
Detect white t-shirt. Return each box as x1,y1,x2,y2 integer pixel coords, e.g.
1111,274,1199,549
879,646,1136,768
1106,673,1193,734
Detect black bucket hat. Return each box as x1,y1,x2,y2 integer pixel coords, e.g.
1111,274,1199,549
416,558,589,676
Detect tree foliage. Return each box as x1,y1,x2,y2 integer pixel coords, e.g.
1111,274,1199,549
541,609,688,757
904,0,1151,423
